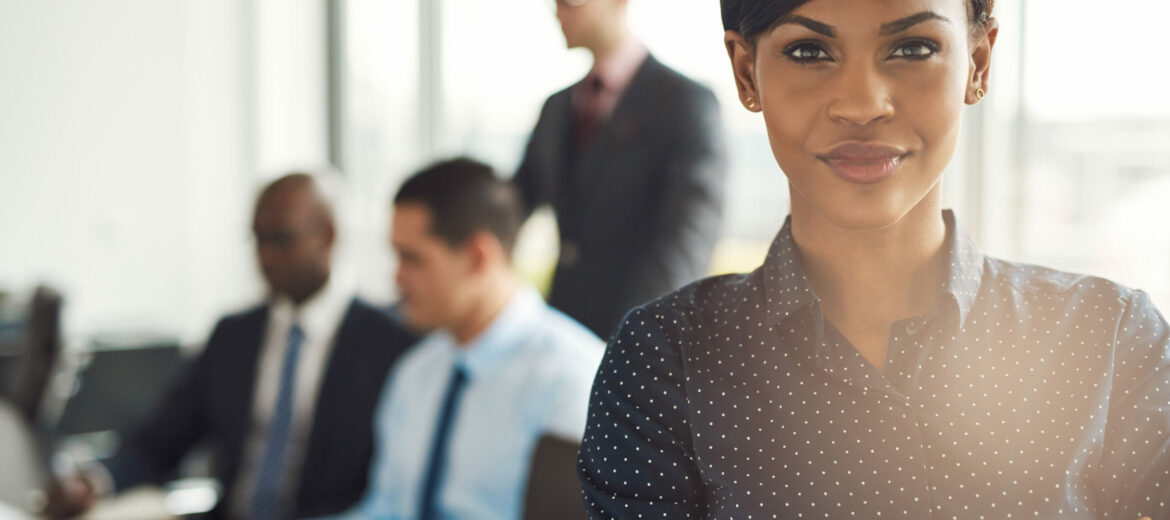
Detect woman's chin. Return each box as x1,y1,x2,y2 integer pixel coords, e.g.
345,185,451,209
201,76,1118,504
798,191,915,231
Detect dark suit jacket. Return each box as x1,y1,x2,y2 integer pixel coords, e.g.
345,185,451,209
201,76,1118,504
515,54,727,339
104,297,415,520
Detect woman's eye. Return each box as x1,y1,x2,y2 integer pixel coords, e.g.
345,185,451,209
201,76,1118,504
785,44,831,62
890,41,939,59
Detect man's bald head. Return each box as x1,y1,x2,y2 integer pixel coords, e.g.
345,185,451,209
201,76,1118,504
252,173,337,304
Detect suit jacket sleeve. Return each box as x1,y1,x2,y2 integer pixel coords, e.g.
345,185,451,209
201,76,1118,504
102,320,223,491
514,96,557,221
634,85,727,300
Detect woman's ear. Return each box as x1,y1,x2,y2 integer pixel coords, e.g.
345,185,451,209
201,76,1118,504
966,18,999,104
725,30,762,112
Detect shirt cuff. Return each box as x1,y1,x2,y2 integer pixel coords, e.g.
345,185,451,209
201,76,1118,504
80,461,115,497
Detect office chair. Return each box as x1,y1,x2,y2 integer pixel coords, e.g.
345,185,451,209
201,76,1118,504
5,285,63,424
522,434,587,520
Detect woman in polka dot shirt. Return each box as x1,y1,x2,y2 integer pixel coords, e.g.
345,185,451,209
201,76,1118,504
576,0,1169,518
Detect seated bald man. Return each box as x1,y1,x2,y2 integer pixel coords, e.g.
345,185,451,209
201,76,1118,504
47,173,417,520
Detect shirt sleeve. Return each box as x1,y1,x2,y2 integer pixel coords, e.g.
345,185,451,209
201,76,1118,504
1093,289,1170,519
541,339,604,441
513,96,555,220
577,305,707,519
103,320,222,490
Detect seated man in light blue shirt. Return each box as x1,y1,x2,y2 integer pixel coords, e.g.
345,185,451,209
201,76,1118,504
324,157,603,520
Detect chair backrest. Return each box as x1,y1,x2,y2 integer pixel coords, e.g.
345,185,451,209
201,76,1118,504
56,340,184,436
5,285,63,424
522,434,588,520
0,398,46,513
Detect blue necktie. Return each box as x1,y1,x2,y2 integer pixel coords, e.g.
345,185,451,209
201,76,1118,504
251,323,304,520
417,365,469,520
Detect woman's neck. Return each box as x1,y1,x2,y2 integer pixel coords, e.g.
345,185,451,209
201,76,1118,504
789,187,949,371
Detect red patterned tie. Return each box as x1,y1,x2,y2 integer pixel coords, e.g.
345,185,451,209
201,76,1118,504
573,74,605,146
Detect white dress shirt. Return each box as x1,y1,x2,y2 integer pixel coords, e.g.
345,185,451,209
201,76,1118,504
231,273,355,518
326,285,603,520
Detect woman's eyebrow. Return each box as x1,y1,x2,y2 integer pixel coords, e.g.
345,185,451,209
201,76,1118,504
880,11,951,35
774,11,950,39
775,15,836,38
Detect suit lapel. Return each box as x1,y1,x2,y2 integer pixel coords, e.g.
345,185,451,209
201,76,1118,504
544,90,575,220
569,56,659,229
217,306,268,495
232,307,268,430
299,298,358,482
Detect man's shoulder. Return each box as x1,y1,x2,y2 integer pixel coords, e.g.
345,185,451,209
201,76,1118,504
343,298,413,336
639,55,717,100
538,85,574,113
521,305,605,387
502,301,605,378
210,303,268,336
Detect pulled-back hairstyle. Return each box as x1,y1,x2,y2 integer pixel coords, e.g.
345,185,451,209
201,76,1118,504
721,0,995,44
394,157,523,255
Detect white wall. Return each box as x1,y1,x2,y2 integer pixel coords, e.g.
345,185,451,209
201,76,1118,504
0,0,329,345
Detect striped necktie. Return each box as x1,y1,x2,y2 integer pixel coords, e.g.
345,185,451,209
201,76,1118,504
416,365,470,520
251,323,304,520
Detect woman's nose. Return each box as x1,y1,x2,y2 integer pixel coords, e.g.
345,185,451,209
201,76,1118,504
825,59,895,127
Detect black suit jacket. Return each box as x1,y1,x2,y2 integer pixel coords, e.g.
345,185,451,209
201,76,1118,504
515,54,727,339
104,297,415,520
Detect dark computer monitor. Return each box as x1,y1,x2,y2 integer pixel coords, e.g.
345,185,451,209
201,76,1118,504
56,339,185,437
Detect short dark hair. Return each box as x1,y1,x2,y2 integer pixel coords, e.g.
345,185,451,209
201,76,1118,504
721,0,995,46
393,157,523,255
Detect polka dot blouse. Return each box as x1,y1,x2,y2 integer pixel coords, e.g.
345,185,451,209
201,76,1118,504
577,210,1169,519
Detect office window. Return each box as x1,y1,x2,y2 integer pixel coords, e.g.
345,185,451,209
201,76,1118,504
1006,0,1170,307
342,0,792,280
339,1,1170,306
335,0,420,302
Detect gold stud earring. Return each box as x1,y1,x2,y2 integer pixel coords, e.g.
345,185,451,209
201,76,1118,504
745,97,758,111
975,88,986,101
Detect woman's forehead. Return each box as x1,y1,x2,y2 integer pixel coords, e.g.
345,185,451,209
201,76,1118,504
787,0,969,24
772,0,969,36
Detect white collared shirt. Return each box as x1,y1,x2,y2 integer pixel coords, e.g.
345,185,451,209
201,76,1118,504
331,285,603,520
231,272,356,517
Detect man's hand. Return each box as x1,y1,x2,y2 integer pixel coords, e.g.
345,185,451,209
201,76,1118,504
40,474,97,520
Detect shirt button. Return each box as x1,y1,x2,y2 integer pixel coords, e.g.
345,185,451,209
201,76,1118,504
904,321,921,336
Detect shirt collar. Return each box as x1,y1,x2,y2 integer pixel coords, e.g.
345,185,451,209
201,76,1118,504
938,209,984,328
439,285,545,379
761,216,820,328
583,37,648,94
269,271,354,340
762,210,984,329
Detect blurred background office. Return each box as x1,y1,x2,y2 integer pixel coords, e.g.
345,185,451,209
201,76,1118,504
1,0,1169,518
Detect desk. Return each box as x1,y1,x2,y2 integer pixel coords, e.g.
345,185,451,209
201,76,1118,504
82,487,176,520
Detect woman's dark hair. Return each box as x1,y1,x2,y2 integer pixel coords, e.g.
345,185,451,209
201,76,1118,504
394,157,523,254
721,0,995,45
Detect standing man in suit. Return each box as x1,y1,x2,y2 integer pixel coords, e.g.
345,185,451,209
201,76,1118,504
515,0,728,339
45,173,416,520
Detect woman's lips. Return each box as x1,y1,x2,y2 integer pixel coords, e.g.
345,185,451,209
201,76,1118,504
818,143,909,185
